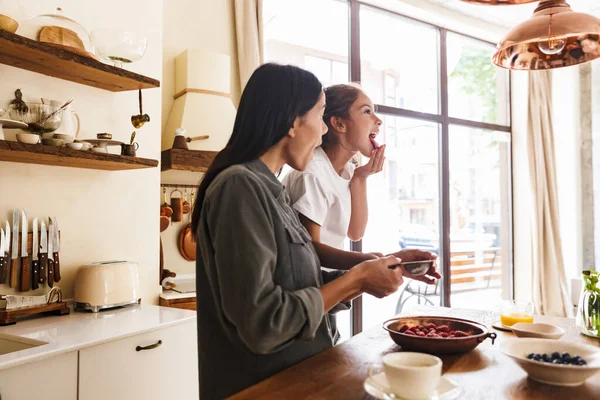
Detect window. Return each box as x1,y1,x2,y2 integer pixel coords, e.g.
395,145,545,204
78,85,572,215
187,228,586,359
447,33,510,126
263,0,349,86
305,55,348,88
360,6,439,114
263,0,512,338
360,3,511,332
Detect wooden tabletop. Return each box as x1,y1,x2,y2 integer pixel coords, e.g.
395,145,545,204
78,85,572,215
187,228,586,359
229,306,600,400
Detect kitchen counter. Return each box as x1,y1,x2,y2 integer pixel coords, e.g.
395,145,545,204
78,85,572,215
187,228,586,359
160,289,196,300
230,306,600,400
0,304,195,371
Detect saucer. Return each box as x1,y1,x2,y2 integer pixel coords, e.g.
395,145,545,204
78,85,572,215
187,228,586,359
364,372,462,400
492,321,513,332
0,118,28,129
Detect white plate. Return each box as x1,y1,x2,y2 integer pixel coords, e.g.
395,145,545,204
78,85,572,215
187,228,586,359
364,373,462,400
500,338,600,386
0,118,28,129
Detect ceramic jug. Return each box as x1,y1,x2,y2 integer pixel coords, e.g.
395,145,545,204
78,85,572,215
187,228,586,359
41,98,80,137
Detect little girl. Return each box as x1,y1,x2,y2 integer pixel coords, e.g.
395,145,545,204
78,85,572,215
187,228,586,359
283,83,385,251
282,84,386,342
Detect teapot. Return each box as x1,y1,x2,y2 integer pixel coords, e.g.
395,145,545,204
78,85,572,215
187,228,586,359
41,98,80,137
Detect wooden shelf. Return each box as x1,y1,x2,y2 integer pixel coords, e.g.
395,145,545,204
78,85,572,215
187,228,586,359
0,140,158,171
161,148,217,172
0,31,160,92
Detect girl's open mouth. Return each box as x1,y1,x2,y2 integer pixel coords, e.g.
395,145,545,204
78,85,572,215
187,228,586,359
369,133,380,149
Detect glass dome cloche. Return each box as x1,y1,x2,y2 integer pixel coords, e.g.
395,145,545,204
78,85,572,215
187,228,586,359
91,29,148,68
17,7,96,59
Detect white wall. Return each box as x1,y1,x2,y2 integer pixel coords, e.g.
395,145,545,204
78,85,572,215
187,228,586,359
162,0,239,141
161,0,238,275
0,0,163,302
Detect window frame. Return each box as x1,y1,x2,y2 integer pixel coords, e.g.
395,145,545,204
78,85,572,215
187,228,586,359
348,0,513,335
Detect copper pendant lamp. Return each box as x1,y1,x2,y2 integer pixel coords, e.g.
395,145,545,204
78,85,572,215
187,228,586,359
492,1,600,70
460,1,538,4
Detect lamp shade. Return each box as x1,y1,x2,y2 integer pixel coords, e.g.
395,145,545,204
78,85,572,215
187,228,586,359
163,50,236,152
460,0,538,4
492,1,600,70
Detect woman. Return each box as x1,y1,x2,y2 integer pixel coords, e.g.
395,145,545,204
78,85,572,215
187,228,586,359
283,83,385,250
192,63,438,399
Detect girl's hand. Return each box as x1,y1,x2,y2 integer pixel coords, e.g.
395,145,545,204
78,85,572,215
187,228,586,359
353,144,386,180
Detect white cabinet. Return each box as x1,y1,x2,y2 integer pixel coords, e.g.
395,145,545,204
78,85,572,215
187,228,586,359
0,352,77,400
78,321,198,400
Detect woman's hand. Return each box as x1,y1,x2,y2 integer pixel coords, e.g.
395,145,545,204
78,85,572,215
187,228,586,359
353,145,386,180
387,249,442,285
349,255,405,298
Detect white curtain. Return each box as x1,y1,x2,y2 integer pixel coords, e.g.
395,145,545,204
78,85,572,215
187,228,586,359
234,0,264,93
527,71,573,317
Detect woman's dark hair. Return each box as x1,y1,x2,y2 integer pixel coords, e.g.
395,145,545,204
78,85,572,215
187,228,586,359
191,63,322,236
321,83,362,148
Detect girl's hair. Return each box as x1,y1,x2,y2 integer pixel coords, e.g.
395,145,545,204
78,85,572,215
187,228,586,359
191,63,322,236
321,83,363,148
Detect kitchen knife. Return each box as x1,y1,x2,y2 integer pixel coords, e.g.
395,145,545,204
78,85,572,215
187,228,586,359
39,220,48,285
20,209,30,292
2,221,10,284
47,218,54,288
51,216,61,282
10,210,19,288
31,218,39,290
0,227,5,285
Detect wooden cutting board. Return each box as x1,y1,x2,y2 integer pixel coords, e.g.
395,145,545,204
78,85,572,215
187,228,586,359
39,26,85,50
39,26,97,59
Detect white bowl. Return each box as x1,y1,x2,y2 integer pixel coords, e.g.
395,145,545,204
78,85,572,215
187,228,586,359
500,338,600,386
74,140,93,151
66,142,83,150
511,323,565,340
16,132,40,144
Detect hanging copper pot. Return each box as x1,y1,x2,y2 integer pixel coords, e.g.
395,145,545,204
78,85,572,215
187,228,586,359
182,189,191,214
170,189,183,222
160,187,173,218
178,192,196,261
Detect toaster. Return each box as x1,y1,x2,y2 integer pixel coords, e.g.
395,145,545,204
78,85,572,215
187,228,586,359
74,261,141,312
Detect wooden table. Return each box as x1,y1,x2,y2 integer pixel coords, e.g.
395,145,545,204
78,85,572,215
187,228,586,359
229,306,600,399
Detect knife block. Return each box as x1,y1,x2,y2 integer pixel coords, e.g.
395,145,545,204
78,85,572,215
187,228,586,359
0,229,69,325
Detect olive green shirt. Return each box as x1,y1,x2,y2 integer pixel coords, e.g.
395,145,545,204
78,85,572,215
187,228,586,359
196,159,348,399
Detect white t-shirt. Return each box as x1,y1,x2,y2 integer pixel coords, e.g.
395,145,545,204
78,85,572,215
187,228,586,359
283,147,355,250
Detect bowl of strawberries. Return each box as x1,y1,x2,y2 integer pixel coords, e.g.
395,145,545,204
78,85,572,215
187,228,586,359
383,316,497,355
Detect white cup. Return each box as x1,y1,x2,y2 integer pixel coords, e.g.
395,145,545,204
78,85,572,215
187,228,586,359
372,352,442,400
